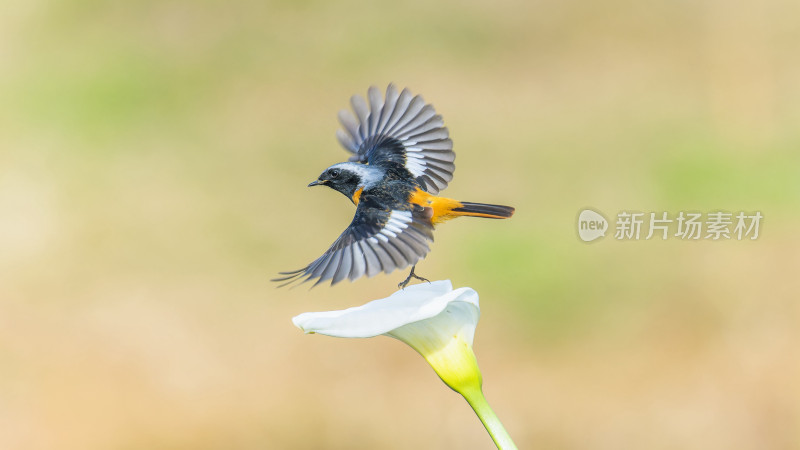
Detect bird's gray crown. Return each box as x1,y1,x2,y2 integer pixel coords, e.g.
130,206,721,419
325,162,384,189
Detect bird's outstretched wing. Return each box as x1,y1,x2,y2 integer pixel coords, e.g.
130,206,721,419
273,204,434,287
336,84,456,195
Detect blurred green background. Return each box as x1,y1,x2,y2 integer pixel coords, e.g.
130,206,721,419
1,0,799,448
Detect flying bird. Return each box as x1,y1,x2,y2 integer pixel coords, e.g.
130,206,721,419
274,84,515,288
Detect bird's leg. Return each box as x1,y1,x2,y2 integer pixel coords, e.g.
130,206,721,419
398,265,430,289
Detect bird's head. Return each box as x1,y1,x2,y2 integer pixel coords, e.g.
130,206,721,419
309,162,375,203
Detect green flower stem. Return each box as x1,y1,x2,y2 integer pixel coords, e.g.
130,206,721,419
407,334,517,449
461,386,518,450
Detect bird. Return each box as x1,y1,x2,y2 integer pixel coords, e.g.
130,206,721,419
273,84,515,288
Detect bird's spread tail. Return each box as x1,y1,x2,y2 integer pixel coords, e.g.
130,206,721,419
451,202,515,219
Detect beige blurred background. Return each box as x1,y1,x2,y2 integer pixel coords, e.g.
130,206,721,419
1,0,799,448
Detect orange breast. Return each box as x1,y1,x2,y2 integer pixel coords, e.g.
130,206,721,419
352,187,364,205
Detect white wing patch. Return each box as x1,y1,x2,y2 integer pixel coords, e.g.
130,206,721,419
382,210,411,237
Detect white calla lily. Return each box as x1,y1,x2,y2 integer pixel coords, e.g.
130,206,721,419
292,280,517,449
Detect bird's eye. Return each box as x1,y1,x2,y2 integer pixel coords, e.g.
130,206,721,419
329,169,340,178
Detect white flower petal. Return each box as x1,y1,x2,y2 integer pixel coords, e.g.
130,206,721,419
291,280,479,342
387,296,480,349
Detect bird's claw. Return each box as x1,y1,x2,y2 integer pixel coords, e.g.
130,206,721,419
398,265,430,289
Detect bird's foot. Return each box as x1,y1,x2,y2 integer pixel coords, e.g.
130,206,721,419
398,265,430,289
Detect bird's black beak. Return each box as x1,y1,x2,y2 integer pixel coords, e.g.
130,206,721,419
308,180,322,187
